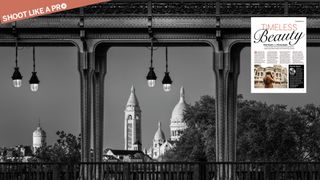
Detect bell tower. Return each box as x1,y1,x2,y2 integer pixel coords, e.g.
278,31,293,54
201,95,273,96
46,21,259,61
124,86,142,150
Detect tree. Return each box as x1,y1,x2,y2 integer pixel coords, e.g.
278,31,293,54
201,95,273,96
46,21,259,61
237,99,301,161
34,131,81,163
295,104,320,161
163,95,215,161
164,94,320,162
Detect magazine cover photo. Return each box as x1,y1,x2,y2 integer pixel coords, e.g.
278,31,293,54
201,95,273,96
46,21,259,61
254,64,288,89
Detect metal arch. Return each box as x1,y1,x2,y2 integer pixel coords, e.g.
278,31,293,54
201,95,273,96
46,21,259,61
0,2,319,179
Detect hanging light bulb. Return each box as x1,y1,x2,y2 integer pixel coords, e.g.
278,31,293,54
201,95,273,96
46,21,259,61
11,39,22,88
162,72,172,92
162,47,173,92
29,47,40,92
146,38,157,87
147,67,157,87
12,67,22,88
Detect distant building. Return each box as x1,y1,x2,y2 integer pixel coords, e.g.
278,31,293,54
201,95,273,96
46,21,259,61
106,86,148,162
111,86,189,161
0,145,33,162
170,87,188,141
15,145,33,157
124,86,142,151
0,122,45,162
147,87,187,160
32,122,46,153
103,149,151,162
147,122,174,159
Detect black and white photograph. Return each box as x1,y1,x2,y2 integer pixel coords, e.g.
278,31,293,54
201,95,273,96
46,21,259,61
0,1,320,180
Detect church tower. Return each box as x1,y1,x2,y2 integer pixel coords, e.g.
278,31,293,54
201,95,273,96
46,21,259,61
170,86,187,141
32,121,46,153
124,86,142,150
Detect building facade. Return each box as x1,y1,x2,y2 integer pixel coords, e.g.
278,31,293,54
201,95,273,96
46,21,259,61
103,149,151,162
124,86,142,151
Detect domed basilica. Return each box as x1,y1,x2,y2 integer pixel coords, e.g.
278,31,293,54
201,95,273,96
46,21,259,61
146,87,187,160
123,85,188,160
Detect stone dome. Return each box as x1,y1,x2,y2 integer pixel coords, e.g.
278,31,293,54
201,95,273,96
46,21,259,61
33,126,46,137
126,85,140,106
154,122,165,141
171,87,186,123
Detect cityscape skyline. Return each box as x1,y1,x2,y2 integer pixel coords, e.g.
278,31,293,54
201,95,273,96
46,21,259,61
1,46,320,150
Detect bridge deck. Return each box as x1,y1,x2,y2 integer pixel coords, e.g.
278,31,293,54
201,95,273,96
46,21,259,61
1,0,320,41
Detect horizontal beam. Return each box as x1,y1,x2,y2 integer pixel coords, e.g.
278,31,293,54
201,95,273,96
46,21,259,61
1,17,320,29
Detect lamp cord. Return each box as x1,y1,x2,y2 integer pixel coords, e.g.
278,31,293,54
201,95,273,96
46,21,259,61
15,38,18,67
165,46,168,72
33,46,36,72
150,38,153,68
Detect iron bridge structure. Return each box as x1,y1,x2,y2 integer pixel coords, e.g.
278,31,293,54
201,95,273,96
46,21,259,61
1,0,320,179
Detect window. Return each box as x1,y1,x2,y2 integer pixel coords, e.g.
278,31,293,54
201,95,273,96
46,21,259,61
127,115,132,120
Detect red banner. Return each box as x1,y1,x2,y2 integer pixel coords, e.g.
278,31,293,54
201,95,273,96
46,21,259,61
0,0,111,24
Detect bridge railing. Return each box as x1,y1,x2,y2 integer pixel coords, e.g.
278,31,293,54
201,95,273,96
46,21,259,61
0,162,319,180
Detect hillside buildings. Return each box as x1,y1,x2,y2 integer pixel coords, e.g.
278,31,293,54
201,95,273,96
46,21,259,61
0,123,46,162
105,86,188,162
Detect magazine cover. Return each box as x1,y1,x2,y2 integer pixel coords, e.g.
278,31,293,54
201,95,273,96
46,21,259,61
251,17,307,93
0,1,320,180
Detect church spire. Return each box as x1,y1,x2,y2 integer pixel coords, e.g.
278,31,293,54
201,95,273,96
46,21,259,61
179,86,185,101
126,85,140,106
154,121,165,141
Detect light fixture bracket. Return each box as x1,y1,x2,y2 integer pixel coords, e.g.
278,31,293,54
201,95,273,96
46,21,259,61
79,7,86,41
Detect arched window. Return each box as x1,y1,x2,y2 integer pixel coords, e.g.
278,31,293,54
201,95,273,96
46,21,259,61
127,115,132,120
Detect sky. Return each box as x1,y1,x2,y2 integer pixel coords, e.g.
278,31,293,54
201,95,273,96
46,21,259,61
0,46,319,150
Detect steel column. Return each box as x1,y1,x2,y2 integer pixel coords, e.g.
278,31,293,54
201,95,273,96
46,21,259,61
78,41,95,179
93,46,107,163
213,40,241,180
